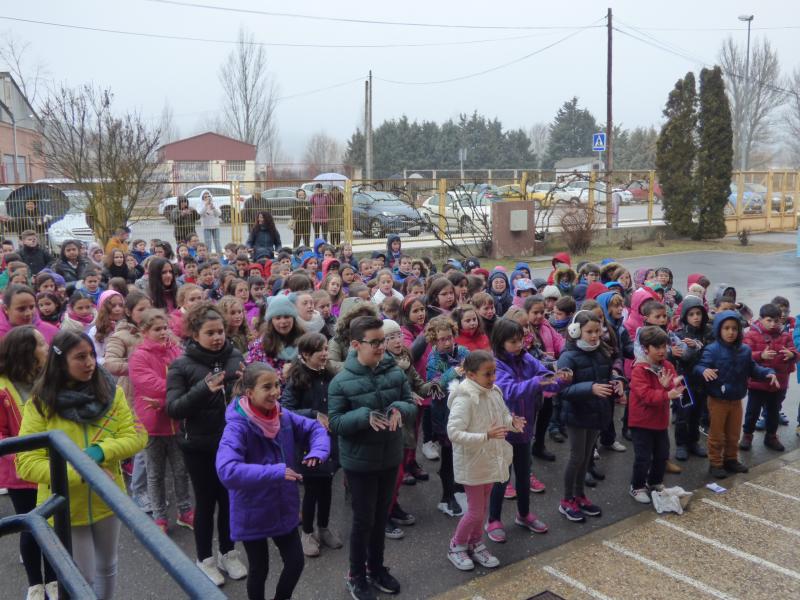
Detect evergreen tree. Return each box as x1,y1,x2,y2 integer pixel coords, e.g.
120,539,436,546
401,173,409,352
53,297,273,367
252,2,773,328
656,72,698,236
545,97,598,167
696,66,733,239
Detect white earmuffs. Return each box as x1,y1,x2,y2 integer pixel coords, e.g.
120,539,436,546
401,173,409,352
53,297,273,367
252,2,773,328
567,309,596,339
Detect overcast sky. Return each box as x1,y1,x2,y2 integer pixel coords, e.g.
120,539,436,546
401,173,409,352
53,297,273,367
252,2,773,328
4,0,799,162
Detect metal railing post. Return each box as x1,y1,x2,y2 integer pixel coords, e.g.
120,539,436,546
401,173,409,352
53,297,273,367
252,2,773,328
647,170,655,226
48,449,73,600
438,178,447,238
766,170,774,230
344,180,353,244
231,179,241,244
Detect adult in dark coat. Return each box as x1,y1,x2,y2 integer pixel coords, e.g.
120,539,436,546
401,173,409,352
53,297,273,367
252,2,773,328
171,196,199,244
291,189,312,249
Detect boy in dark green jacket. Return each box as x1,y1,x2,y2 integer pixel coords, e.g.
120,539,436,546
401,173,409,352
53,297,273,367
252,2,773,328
328,315,416,600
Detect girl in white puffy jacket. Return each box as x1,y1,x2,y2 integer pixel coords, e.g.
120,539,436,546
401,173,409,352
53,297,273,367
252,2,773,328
445,350,524,572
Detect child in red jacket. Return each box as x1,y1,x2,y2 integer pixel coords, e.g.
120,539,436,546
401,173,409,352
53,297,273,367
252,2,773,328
740,303,799,452
628,326,685,504
129,308,194,533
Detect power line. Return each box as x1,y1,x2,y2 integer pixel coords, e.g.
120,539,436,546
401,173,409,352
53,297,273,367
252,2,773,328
143,0,598,31
0,15,578,48
618,24,800,32
375,20,602,86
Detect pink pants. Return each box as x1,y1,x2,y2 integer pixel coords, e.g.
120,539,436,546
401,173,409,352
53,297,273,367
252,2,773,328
451,483,492,546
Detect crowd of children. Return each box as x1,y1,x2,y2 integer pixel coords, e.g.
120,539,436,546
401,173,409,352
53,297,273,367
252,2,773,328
0,227,798,600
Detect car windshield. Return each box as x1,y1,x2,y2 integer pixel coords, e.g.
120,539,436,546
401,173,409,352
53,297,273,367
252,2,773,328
359,192,406,204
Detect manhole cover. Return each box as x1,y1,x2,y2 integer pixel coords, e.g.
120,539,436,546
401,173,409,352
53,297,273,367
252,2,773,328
526,593,567,600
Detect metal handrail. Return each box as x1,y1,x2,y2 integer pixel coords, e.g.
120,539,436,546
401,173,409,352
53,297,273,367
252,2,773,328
0,431,226,600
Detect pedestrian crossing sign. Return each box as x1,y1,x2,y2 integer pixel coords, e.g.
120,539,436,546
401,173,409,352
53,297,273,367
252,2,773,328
592,133,606,152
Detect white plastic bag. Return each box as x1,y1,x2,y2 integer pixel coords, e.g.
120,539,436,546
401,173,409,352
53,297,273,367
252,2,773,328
651,486,693,514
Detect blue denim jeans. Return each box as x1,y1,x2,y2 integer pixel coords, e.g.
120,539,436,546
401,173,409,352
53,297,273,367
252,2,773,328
203,228,222,255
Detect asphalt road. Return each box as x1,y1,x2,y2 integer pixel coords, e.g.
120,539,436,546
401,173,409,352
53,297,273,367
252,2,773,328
1,248,799,600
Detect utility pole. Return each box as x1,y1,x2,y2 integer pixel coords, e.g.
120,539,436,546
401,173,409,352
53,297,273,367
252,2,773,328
364,71,374,181
605,7,613,229
738,14,754,172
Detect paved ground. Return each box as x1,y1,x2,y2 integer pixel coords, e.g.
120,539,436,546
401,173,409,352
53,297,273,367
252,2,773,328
1,247,799,599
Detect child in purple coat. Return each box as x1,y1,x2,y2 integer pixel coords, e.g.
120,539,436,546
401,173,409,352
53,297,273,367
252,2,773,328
216,362,329,600
484,319,571,544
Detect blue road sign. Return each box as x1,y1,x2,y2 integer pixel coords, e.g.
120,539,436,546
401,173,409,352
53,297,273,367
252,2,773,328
592,132,606,152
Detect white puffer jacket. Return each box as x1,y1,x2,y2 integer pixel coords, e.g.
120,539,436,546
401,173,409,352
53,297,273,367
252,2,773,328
447,378,513,486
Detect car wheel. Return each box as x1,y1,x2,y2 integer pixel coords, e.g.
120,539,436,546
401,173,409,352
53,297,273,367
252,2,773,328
369,219,383,238
221,206,231,224
408,227,421,237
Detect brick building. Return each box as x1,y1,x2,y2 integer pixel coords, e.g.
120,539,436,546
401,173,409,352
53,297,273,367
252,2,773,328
0,72,44,183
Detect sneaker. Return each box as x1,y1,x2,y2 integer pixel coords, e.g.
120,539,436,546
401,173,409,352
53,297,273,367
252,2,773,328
177,509,195,530
44,581,58,600
484,520,506,543
385,522,405,539
665,461,682,474
584,472,597,487
675,445,689,461
39,583,57,600
408,461,429,481
422,441,440,461
605,441,627,452
739,433,753,451
402,472,417,485
301,531,321,556
317,526,343,548
132,494,152,514
437,498,463,517
366,566,401,594
390,504,416,526
559,498,585,522
196,557,224,586
515,512,548,533
217,549,247,580
723,459,748,474
764,434,785,452
549,429,565,443
575,495,602,517
503,481,517,499
779,412,789,426
593,448,601,460
469,542,500,568
447,543,475,571
688,443,708,457
531,446,556,462
629,487,651,504
709,465,728,479
755,416,766,431
0,488,6,495
154,518,169,534
26,584,45,600
346,574,377,600
529,474,546,493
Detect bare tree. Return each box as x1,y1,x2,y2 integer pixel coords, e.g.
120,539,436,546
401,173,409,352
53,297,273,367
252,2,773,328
528,122,550,167
219,28,279,161
35,84,162,244
0,32,48,107
303,132,342,172
719,37,784,169
158,100,180,144
784,68,800,167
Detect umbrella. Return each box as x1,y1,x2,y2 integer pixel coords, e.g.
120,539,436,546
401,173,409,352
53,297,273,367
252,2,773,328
5,183,70,221
313,172,349,182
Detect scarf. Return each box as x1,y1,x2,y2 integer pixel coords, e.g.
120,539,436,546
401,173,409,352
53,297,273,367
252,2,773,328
551,316,571,330
67,307,95,325
55,369,114,424
238,396,280,439
577,339,600,352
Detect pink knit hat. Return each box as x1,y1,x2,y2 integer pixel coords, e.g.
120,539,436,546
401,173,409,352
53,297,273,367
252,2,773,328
97,289,122,309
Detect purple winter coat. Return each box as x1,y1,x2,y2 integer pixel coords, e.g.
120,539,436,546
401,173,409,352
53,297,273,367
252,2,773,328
494,351,565,444
216,399,330,541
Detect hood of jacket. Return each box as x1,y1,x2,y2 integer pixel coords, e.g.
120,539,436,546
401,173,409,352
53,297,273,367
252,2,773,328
596,291,621,327
633,267,652,288
572,283,588,305
488,270,510,291
712,310,743,345
687,273,706,288
321,257,341,279
554,265,577,286
599,261,621,283
301,251,316,268
514,262,531,275
386,234,401,255
630,286,659,317
313,237,327,256
551,252,571,269
446,376,498,410
586,282,608,300
680,295,709,328
713,283,737,305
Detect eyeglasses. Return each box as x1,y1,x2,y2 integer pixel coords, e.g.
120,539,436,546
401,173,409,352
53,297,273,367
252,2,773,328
359,337,387,348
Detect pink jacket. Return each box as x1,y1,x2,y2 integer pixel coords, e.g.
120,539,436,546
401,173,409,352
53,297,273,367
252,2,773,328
129,337,183,436
0,310,59,344
0,379,35,489
535,319,565,357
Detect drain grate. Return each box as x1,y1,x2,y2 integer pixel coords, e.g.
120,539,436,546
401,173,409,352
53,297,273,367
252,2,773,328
526,593,567,600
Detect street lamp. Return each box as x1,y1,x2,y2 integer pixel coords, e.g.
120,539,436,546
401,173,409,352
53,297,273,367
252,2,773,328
738,14,754,172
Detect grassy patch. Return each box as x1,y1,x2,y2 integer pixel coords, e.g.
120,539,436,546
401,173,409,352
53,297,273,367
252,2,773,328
482,238,794,271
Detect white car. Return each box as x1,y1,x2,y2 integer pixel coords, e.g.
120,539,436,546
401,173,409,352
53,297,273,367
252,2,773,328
420,192,492,233
158,185,251,224
47,208,96,248
560,180,633,205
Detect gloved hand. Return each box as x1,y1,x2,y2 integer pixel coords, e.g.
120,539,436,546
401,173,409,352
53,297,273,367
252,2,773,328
84,444,105,464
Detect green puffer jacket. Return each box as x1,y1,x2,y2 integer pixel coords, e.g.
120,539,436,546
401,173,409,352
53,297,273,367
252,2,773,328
328,350,416,472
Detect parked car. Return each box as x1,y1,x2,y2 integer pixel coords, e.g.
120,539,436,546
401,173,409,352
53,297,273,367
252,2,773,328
242,186,298,220
560,180,632,205
352,191,423,238
47,206,96,248
625,179,663,203
158,185,251,224
420,191,494,233
743,183,795,214
726,183,764,215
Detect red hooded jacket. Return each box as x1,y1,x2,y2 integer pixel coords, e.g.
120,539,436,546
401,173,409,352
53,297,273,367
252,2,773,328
744,320,798,391
628,360,678,430
546,252,571,285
